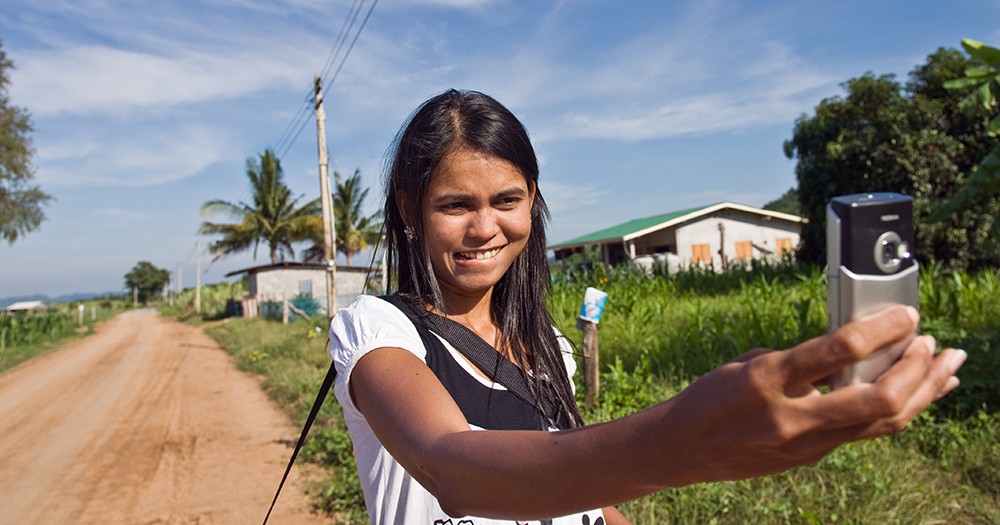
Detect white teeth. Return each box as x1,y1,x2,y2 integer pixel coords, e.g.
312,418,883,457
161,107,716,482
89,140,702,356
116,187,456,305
459,247,501,260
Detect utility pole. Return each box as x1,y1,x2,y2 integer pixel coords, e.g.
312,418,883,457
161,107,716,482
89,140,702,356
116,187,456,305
176,262,182,297
195,240,202,314
315,76,337,317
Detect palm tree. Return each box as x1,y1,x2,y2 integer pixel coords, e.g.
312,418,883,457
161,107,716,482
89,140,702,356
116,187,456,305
199,149,321,264
305,169,381,266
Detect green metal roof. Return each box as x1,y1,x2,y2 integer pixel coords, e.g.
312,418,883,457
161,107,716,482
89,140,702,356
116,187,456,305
551,204,713,248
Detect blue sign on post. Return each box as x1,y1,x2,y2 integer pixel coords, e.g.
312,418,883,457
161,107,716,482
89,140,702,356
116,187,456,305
578,287,608,324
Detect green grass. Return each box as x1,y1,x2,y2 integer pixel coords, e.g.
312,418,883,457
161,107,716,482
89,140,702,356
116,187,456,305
199,260,1000,524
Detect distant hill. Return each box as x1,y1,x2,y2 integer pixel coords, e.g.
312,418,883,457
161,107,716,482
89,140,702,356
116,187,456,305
0,291,122,309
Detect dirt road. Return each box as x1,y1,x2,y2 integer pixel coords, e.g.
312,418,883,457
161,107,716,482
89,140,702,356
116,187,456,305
0,309,329,524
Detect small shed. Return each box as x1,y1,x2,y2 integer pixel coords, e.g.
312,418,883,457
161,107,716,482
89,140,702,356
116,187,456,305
225,262,377,312
3,301,47,314
550,202,803,271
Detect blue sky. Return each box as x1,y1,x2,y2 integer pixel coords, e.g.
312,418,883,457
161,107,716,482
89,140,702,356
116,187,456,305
2,0,999,299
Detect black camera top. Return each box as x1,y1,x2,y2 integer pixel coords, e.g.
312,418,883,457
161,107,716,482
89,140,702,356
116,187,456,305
830,193,915,275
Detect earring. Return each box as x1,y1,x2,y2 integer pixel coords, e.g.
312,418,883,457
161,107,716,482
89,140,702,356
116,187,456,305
404,226,415,241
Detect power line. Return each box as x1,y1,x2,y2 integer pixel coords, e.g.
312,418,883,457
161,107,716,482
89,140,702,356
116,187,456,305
317,0,365,83
272,0,380,161
323,0,379,95
272,89,315,158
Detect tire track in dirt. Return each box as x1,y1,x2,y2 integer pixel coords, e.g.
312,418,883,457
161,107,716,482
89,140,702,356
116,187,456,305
0,310,329,524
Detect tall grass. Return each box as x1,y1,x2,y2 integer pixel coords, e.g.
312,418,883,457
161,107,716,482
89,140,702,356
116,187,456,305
0,311,76,350
558,260,1000,524
0,301,124,373
158,280,248,321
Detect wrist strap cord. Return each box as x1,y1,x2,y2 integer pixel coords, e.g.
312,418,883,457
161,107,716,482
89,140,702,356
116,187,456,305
261,360,337,525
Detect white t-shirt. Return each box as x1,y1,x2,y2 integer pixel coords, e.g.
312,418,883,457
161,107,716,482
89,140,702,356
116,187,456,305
329,295,606,525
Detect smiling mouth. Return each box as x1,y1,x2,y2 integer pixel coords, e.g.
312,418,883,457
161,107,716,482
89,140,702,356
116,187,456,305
455,246,503,261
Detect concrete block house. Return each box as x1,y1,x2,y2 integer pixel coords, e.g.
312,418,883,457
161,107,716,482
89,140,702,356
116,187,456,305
225,262,376,315
550,202,803,272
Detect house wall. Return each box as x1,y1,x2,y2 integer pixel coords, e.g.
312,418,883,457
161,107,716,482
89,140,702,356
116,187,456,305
249,267,374,310
673,209,800,269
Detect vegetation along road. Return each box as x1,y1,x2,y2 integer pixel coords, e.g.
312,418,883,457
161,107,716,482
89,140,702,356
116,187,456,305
0,309,326,524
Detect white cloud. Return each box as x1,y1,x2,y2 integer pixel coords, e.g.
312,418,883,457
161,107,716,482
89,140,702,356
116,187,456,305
10,44,313,117
539,179,606,214
36,124,227,187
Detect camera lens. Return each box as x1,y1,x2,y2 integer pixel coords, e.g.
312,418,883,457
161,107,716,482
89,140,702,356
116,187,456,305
874,231,904,273
882,242,896,264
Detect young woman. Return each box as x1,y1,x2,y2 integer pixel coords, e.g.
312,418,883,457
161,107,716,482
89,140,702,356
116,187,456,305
329,89,965,525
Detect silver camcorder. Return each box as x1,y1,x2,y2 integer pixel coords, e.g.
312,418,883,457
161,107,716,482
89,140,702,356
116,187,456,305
826,192,919,389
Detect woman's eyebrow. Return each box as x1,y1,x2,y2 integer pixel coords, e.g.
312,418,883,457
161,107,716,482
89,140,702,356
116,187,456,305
429,186,527,203
495,187,528,199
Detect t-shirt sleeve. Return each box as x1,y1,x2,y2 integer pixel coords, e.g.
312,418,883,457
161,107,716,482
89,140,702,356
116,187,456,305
329,295,427,415
554,328,578,394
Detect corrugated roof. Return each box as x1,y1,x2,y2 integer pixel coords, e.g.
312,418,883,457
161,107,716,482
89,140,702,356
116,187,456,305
551,204,712,248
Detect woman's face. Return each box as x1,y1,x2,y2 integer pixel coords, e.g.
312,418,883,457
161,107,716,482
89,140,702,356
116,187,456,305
418,148,534,300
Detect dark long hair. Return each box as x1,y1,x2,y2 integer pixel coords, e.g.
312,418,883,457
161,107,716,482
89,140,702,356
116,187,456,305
384,89,583,427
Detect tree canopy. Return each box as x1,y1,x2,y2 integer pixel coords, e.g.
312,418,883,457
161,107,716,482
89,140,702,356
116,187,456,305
305,169,381,266
762,187,801,216
0,38,51,244
929,39,1000,250
199,149,321,264
124,261,170,305
784,47,1000,269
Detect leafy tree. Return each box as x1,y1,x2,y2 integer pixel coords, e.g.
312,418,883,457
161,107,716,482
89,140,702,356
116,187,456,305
199,149,321,264
784,48,1000,269
124,261,170,305
0,38,51,244
762,187,801,216
929,39,1000,250
305,169,381,266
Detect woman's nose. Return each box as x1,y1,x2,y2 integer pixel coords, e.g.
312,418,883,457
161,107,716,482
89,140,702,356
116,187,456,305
467,209,499,239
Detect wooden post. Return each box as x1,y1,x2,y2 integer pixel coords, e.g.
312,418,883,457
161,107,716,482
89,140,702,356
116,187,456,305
718,222,727,271
77,305,84,327
582,321,599,407
282,293,289,325
133,286,138,307
577,286,607,407
195,240,201,315
91,305,96,320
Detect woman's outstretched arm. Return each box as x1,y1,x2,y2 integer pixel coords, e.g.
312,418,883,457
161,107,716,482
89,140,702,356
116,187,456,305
350,305,965,520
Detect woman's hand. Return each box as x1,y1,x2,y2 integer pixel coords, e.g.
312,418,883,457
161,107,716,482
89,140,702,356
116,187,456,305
655,304,965,485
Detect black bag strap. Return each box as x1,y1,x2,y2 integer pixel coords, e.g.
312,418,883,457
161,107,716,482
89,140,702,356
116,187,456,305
380,295,561,428
261,359,337,525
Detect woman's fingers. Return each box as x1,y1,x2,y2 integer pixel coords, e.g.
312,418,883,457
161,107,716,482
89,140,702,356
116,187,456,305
788,341,966,437
777,305,919,387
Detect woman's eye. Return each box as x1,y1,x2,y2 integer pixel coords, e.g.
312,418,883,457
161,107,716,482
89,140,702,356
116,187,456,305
497,197,521,208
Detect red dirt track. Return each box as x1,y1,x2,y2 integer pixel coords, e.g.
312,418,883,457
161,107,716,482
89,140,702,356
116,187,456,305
0,310,328,524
